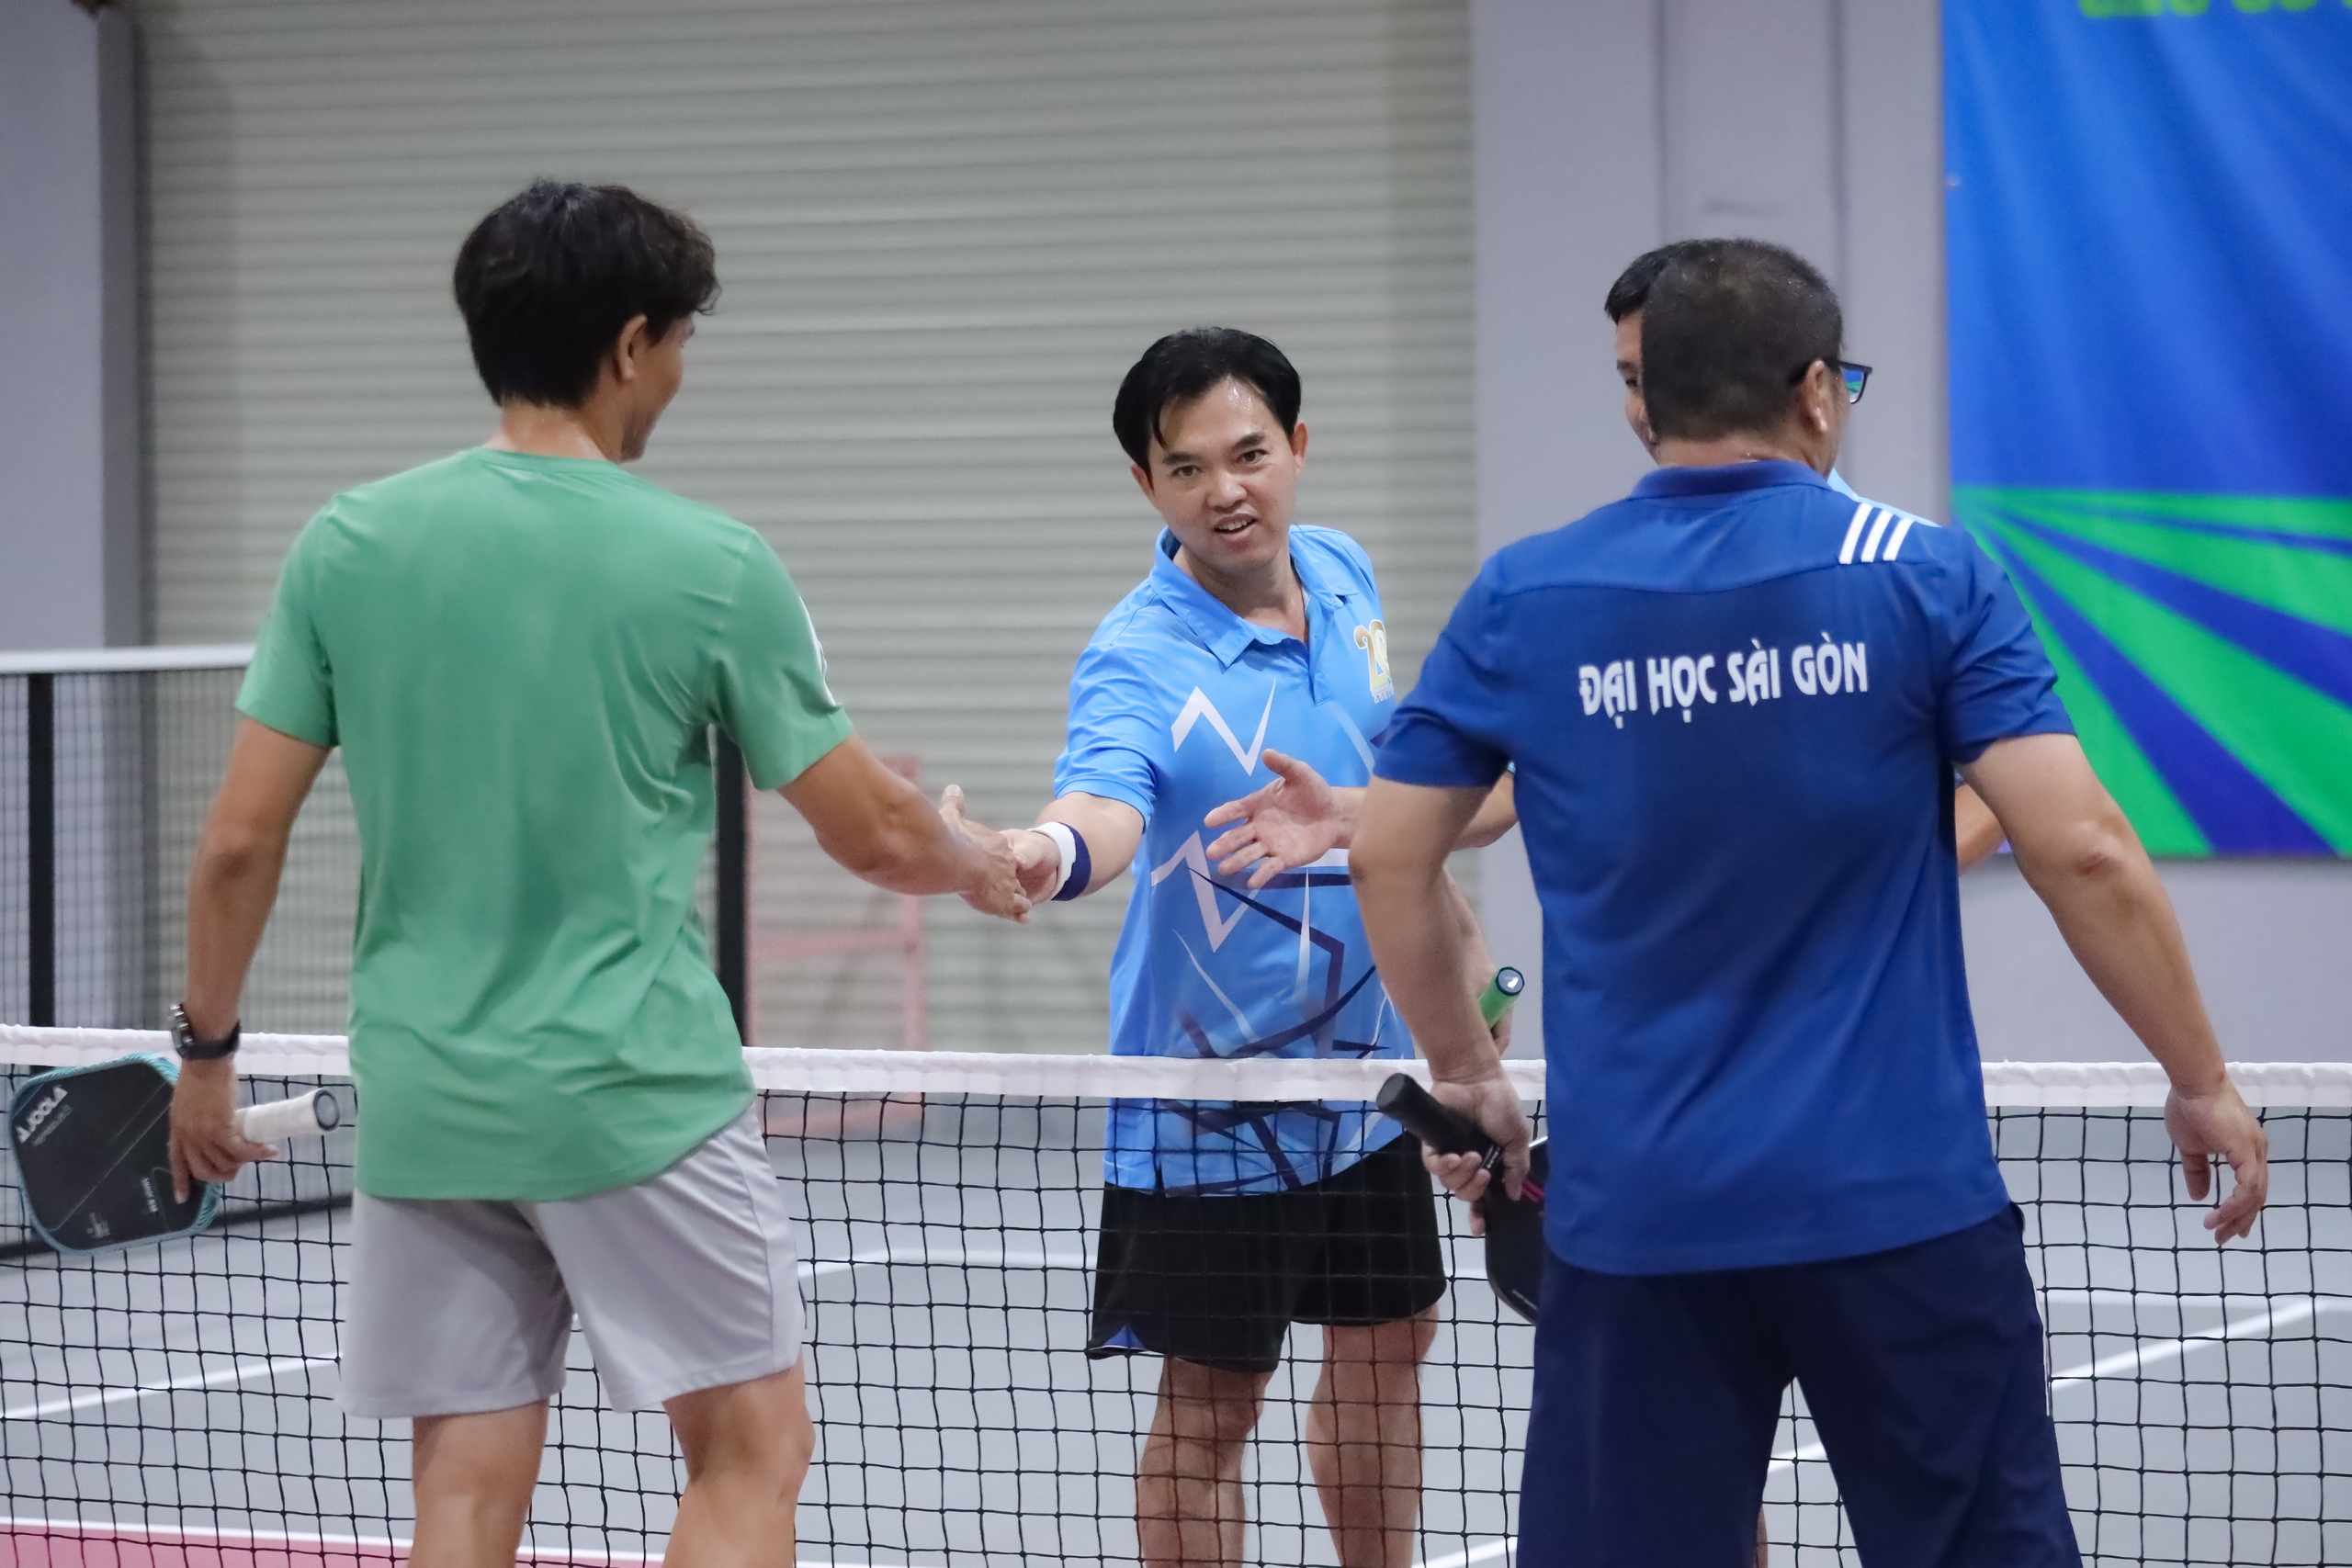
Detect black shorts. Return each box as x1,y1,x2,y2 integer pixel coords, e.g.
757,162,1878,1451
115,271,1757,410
1086,1133,1446,1375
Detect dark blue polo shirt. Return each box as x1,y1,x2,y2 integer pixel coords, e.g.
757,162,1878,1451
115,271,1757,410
1376,461,2072,1274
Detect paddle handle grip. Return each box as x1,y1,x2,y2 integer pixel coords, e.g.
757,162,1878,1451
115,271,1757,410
1376,1075,1502,1168
1477,966,1525,1029
234,1089,343,1144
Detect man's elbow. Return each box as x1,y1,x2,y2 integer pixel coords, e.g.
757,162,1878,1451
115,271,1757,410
1349,840,1431,902
2019,814,2138,892
193,823,280,889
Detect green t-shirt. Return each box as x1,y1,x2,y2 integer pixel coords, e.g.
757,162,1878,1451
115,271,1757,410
239,447,853,1201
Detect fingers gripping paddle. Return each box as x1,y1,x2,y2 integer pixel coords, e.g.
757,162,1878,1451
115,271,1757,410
6,1055,342,1256
1377,965,1548,1323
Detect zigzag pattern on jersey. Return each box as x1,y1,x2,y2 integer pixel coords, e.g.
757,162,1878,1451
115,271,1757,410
1153,864,1387,1195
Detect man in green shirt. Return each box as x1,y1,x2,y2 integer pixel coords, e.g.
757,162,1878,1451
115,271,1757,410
164,180,1028,1568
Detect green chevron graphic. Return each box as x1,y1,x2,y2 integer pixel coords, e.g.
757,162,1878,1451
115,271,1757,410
1953,487,2352,856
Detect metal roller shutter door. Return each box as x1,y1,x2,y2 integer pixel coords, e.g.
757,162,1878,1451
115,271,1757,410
135,0,1473,1052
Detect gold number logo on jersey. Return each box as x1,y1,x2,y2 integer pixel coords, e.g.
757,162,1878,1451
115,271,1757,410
1354,621,1395,702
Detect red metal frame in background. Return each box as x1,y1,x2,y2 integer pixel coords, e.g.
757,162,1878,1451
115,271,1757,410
743,753,927,1055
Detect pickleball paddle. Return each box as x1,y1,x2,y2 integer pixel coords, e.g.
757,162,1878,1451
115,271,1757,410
7,1054,342,1256
1376,965,1546,1323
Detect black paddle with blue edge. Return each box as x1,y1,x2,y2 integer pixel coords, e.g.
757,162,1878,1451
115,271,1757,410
7,1054,341,1256
1377,965,1548,1323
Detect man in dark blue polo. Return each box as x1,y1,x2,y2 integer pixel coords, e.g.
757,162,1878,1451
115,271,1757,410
1351,239,2269,1566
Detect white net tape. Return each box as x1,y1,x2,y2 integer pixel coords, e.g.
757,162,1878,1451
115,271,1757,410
3,1024,2346,1107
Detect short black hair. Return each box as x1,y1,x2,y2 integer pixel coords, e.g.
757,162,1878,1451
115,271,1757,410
1638,239,1842,442
1602,240,1706,322
1112,328,1302,468
453,179,719,408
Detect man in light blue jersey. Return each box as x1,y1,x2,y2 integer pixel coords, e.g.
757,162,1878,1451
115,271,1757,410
1002,328,1503,1568
1355,240,2268,1567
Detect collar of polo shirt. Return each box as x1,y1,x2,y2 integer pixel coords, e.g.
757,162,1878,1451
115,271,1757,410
1632,458,1834,501
1147,527,1357,669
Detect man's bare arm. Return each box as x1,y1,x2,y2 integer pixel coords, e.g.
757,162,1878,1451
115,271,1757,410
171,719,333,1198
997,793,1148,903
1954,783,2003,870
1961,732,2267,1241
781,736,1028,919
1351,777,1529,1219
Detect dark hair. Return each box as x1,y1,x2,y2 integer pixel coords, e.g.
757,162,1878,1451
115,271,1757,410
1637,239,1842,442
1602,240,1706,322
452,179,719,408
1112,328,1302,467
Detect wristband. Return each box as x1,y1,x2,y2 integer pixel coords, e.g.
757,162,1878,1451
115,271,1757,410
1033,822,1078,898
1033,821,1093,901
1057,829,1092,901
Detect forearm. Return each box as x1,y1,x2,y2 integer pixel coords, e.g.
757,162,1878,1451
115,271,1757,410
183,830,291,1037
1311,783,1508,855
1442,871,1497,987
1954,784,2003,870
1457,774,1518,851
180,721,327,1036
2015,827,2225,1093
1353,782,1498,1084
1033,794,1145,897
823,783,988,897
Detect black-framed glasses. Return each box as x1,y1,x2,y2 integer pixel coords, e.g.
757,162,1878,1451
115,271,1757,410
1790,358,1871,404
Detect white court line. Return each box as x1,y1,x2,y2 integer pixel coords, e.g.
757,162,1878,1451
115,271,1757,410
1415,1538,1513,1568
1,1353,335,1422
1769,1295,2349,1471
8,1243,1089,1422
2046,1294,2337,1392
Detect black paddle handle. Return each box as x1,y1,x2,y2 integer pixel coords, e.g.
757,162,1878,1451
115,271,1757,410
1376,1074,1504,1176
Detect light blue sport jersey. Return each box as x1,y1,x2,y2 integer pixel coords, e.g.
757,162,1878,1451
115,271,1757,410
1056,527,1414,1196
1377,461,2073,1274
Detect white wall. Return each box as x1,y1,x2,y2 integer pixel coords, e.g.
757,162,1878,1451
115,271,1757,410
0,0,143,650
1469,0,2351,1064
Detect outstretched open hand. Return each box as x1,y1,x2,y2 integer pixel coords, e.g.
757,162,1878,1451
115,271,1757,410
1202,750,1353,889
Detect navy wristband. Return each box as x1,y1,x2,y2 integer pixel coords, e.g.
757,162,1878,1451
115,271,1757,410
1052,829,1092,900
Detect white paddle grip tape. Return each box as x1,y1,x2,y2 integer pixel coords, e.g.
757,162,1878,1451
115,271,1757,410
233,1088,343,1144
1033,821,1079,899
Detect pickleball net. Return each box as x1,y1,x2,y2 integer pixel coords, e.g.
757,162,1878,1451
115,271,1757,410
2,1032,2346,1568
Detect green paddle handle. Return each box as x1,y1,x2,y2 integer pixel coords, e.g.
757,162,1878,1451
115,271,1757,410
1477,965,1525,1029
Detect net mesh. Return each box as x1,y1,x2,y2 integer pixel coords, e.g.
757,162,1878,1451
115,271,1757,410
2,1033,2346,1567
0,665,358,1035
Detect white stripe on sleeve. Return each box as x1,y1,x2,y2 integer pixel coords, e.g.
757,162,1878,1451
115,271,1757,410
1882,513,1919,560
1860,507,1896,563
1838,502,1871,565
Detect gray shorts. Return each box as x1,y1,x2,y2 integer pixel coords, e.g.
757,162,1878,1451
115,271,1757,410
341,1110,803,1416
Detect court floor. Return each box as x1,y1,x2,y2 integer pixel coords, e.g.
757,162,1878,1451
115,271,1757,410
4,1100,2348,1567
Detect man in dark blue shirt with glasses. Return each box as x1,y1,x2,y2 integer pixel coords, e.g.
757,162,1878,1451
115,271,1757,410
1356,238,2269,1568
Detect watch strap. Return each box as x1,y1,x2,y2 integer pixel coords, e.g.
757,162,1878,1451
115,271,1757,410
172,1004,241,1061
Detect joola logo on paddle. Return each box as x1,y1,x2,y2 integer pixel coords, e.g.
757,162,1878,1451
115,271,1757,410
17,1085,67,1144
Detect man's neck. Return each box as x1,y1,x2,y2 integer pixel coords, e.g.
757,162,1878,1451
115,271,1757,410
1175,545,1310,642
1653,427,1830,476
484,400,627,462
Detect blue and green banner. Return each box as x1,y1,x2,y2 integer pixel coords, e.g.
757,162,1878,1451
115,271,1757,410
1944,2,2352,854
